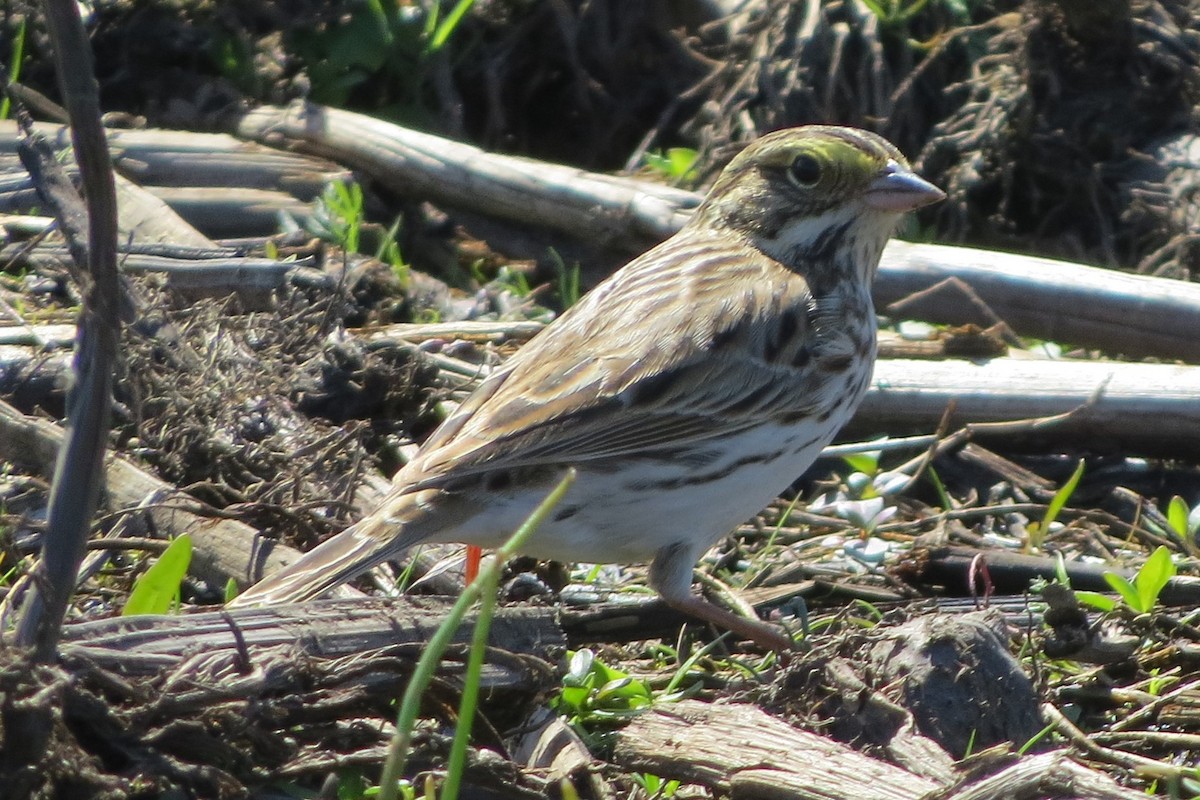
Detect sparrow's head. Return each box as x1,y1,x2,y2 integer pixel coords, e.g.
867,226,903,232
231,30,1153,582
692,126,944,284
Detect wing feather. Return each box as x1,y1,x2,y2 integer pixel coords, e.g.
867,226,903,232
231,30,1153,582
401,233,837,488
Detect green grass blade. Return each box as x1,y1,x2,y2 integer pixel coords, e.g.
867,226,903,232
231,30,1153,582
1017,722,1056,755
122,535,192,616
378,468,575,800
0,18,27,121
428,0,476,52
1042,459,1085,531
440,549,499,800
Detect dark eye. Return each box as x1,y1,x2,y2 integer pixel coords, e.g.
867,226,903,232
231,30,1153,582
788,154,822,188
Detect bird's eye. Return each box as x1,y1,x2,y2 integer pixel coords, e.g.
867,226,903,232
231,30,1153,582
787,154,822,188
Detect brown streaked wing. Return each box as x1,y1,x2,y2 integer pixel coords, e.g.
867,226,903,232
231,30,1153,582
401,236,825,491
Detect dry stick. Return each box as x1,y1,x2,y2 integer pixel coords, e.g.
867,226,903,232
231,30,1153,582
1041,702,1181,780
11,0,119,660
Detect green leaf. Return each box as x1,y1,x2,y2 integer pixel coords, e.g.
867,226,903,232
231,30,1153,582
643,148,699,182
1135,545,1176,613
841,451,880,476
1043,459,1085,531
666,147,698,180
1168,496,1190,538
1075,591,1116,612
564,649,595,684
123,535,192,616
1103,572,1141,612
859,0,890,21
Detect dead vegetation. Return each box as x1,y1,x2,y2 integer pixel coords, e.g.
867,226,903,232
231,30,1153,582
3,0,1200,798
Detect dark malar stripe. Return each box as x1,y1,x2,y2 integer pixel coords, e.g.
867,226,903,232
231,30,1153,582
801,220,853,265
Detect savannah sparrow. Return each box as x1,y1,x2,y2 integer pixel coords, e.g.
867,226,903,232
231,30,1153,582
229,126,944,649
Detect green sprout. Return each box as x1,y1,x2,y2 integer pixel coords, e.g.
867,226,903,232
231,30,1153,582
1026,459,1084,551
122,535,193,616
309,180,366,254
643,148,699,183
1077,546,1177,614
551,648,655,750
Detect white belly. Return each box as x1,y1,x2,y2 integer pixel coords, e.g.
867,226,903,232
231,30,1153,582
445,422,840,565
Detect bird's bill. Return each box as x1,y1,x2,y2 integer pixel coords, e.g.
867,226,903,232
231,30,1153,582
863,160,945,213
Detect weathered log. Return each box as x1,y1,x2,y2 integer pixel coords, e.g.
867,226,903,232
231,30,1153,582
0,122,346,198
0,243,327,294
615,700,1142,799
0,121,348,239
943,751,1145,800
875,241,1200,362
57,596,563,682
614,699,942,799
851,357,1200,456
7,112,1199,360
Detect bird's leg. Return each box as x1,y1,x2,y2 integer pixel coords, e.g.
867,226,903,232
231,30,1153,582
648,543,796,652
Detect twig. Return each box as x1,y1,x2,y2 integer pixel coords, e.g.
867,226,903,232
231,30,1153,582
1042,702,1180,779
11,0,120,661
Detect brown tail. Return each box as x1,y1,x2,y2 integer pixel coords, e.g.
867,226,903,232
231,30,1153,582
227,516,420,607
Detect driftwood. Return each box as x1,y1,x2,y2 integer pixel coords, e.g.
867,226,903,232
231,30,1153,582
4,110,1199,360
235,104,696,248
945,752,1146,800
614,699,942,800
851,357,1200,456
111,173,219,249
234,102,1200,362
56,596,563,684
143,186,315,238
0,122,348,196
1,243,328,294
613,700,1143,800
5,110,1200,361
